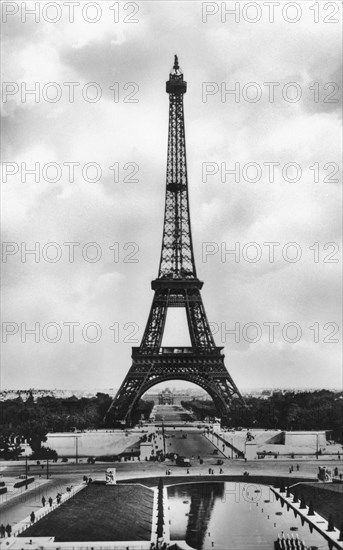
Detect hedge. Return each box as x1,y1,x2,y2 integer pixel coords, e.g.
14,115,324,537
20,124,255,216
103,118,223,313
14,477,34,489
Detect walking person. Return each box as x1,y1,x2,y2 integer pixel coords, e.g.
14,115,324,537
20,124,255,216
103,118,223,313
0,524,6,538
30,512,35,523
296,464,300,471
48,497,53,507
5,524,12,538
41,496,46,507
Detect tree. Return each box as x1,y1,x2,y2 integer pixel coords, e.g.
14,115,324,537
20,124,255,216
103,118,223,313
21,420,48,453
0,430,23,460
30,446,58,460
156,478,164,538
285,403,302,430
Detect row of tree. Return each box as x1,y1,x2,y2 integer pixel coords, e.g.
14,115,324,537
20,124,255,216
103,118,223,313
0,392,154,459
182,390,343,442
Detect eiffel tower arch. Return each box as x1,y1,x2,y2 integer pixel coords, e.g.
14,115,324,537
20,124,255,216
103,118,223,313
106,56,244,427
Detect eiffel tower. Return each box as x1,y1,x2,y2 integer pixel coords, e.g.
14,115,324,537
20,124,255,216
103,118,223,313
106,56,243,426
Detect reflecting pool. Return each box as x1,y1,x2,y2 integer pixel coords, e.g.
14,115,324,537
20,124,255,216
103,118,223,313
168,482,329,549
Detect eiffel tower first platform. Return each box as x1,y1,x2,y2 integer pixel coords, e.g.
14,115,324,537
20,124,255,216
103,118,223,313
106,56,243,427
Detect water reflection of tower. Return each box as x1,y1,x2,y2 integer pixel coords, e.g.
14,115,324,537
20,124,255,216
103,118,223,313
185,483,224,549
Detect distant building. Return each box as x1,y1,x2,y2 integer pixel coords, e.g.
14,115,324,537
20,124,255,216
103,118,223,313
158,388,174,404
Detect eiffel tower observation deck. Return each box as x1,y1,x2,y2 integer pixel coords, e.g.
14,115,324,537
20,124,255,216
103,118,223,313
106,56,243,427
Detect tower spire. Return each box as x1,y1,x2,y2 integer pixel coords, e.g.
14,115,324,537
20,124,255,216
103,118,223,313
160,55,193,279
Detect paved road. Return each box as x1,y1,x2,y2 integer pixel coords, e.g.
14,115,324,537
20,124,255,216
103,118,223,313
164,431,223,460
154,404,194,422
0,474,84,526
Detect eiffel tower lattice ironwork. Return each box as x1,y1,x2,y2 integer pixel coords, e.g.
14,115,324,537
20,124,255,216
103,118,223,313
106,56,243,426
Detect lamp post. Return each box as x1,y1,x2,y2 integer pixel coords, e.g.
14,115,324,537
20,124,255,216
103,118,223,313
46,457,49,479
162,418,166,456
25,455,28,490
75,436,79,464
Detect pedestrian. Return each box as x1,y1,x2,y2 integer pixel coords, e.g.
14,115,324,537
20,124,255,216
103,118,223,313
41,496,46,507
0,524,5,538
187,468,189,474
48,497,53,507
334,467,338,477
30,511,35,523
296,464,300,471
5,524,11,537
208,468,211,475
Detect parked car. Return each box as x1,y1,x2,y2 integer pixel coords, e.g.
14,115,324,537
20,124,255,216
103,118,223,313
176,456,191,467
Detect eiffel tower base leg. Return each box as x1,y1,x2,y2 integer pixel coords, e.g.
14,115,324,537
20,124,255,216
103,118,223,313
106,349,242,428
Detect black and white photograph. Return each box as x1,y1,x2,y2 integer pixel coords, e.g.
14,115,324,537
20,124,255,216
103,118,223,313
1,1,342,549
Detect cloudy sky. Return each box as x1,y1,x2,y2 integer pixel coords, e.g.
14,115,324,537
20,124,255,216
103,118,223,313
1,1,342,392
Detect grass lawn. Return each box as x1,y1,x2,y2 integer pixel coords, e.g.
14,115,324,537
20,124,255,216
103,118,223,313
290,482,343,529
19,484,154,541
